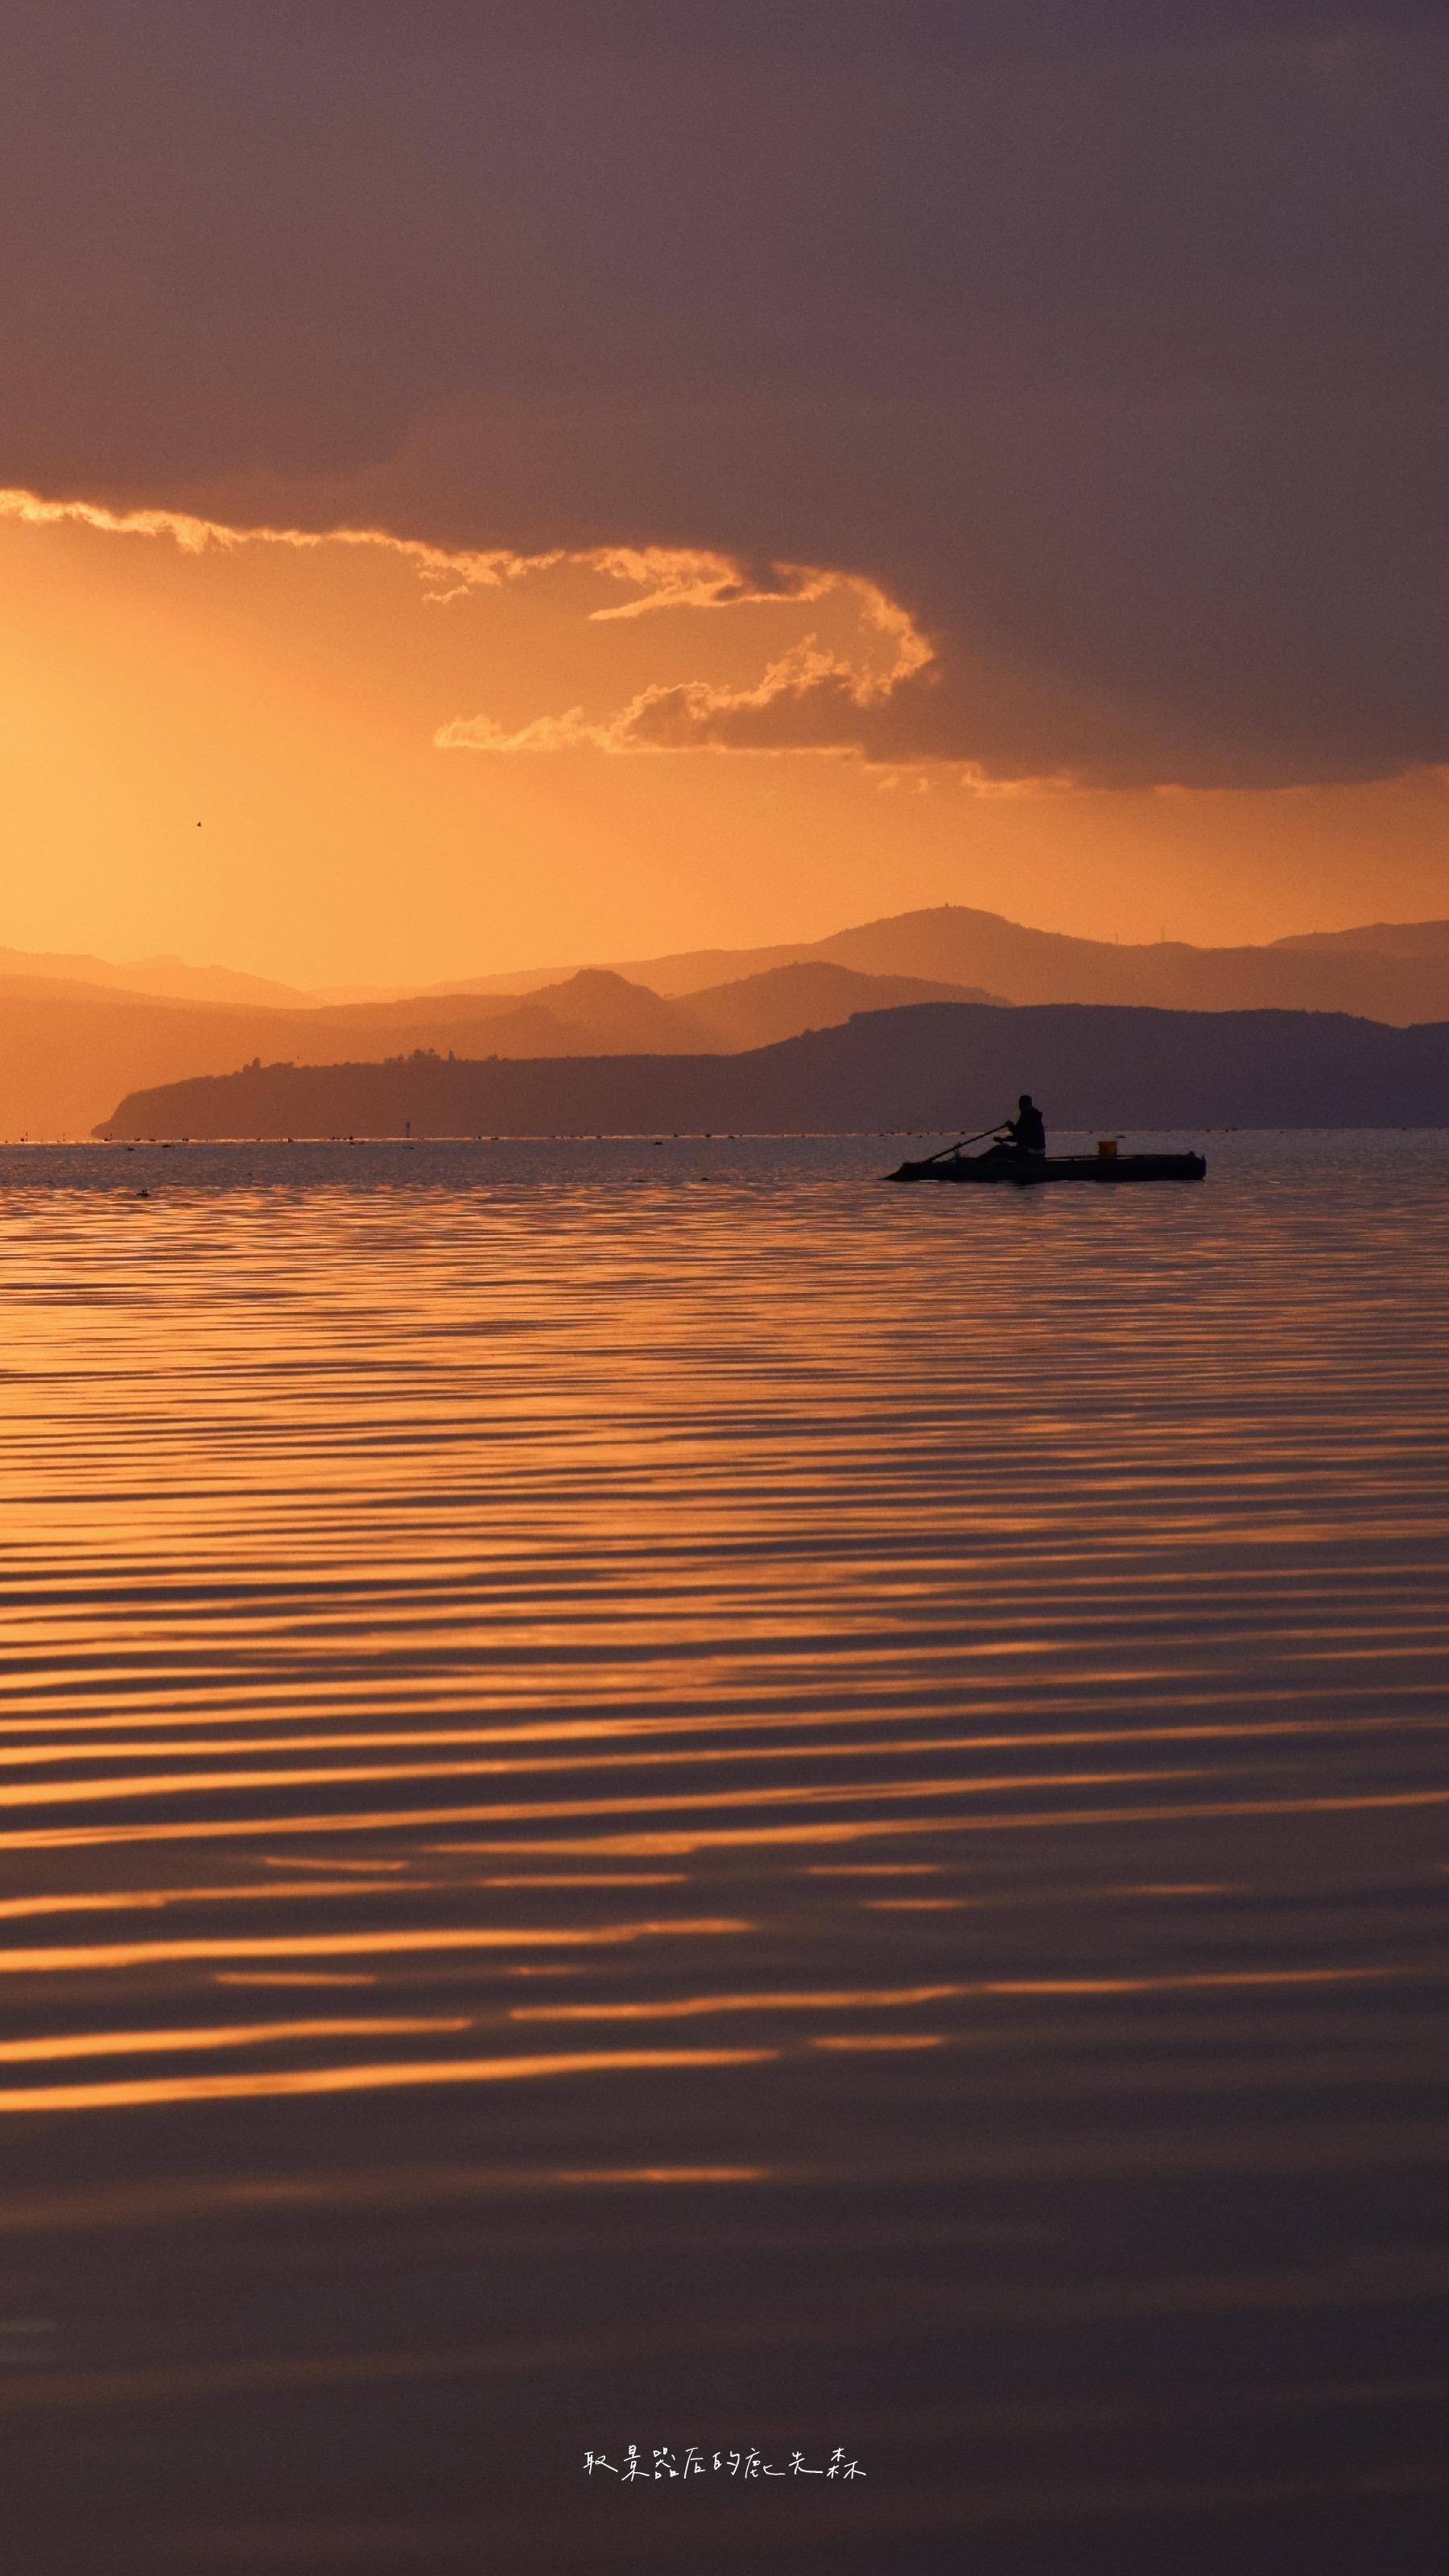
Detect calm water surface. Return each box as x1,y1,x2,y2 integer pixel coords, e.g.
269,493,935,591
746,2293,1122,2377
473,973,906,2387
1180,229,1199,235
2,1133,1447,2572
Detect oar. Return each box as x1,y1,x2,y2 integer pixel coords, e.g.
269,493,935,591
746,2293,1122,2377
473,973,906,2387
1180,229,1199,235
883,1123,1004,1183
913,1123,1003,1169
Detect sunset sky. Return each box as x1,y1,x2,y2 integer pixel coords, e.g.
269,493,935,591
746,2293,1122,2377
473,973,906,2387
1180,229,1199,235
2,2,1446,988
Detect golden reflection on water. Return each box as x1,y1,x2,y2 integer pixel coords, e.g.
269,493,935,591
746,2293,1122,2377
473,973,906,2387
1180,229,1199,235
0,2017,471,2062
0,1918,751,1975
215,1970,379,1987
811,2033,944,2052
0,2045,778,2116
2,1136,1448,2566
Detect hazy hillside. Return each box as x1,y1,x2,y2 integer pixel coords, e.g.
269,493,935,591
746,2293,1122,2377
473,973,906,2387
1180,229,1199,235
469,906,1449,1025
683,960,999,1049
513,971,704,1051
22,903,1449,1134
0,974,601,1137
0,956,999,1137
749,907,1449,1024
426,942,811,1001
15,902,1449,1037
0,943,389,1009
1273,919,1449,960
98,1001,1449,1140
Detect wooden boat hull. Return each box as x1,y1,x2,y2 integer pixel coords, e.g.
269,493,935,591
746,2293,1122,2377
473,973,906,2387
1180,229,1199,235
887,1151,1207,1185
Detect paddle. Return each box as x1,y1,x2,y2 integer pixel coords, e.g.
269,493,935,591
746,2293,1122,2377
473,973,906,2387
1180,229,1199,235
912,1123,1005,1169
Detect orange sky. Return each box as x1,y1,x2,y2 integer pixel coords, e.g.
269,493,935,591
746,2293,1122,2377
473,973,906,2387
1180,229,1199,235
4,492,1447,989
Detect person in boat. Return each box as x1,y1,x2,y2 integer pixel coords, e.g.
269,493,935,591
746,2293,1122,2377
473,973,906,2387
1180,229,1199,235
980,1095,1046,1160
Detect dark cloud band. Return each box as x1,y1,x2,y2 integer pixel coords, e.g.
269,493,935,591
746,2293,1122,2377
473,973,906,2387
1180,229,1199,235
2,2,1443,786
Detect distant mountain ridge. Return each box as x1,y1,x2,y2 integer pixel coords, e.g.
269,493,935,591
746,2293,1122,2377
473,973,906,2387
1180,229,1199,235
1272,919,1449,960
14,900,1449,1137
683,960,999,1047
13,904,1449,1022
0,943,388,1009
99,1001,1449,1140
0,956,997,1137
440,906,1449,1026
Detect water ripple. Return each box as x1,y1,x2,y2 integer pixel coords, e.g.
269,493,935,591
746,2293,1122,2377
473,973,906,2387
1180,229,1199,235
2,1134,1447,2570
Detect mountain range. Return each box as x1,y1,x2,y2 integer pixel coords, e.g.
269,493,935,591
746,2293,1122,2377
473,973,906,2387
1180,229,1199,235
0,942,386,1009
10,902,1449,1137
422,906,1449,1023
101,1002,1449,1142
0,956,995,1138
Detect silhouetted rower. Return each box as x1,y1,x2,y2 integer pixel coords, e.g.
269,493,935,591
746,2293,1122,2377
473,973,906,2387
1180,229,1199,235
998,1094,1046,1155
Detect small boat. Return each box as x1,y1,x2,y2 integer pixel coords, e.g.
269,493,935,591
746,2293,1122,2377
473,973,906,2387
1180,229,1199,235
887,1148,1207,1185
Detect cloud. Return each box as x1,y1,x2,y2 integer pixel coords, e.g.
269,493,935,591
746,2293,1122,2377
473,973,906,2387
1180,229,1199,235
0,484,556,597
2,483,938,769
438,596,935,763
437,640,876,758
1,5,1446,789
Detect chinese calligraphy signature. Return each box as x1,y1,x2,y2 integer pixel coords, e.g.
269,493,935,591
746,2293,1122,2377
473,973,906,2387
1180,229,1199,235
584,2446,865,2481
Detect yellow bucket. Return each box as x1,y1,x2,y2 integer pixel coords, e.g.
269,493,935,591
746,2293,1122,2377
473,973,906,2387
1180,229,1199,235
1096,1138,1118,1159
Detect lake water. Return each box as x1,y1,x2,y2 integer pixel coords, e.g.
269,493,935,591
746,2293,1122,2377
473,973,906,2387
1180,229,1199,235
2,1133,1447,2573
